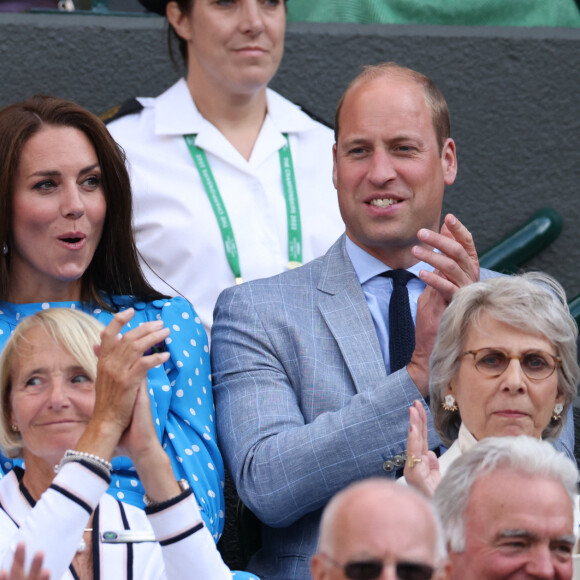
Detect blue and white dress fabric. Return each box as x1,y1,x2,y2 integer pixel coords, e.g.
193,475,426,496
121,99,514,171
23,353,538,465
0,295,225,540
0,462,241,579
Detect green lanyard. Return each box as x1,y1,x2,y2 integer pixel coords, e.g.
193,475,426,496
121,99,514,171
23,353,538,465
183,134,302,284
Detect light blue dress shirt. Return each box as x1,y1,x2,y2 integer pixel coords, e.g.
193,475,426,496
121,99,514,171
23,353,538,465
345,237,434,375
345,238,576,463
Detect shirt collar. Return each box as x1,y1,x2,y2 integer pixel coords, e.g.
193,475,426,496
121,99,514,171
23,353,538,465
345,236,434,285
152,78,323,136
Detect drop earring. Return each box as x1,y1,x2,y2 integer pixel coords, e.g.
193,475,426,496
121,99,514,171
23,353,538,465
552,403,564,421
442,394,458,412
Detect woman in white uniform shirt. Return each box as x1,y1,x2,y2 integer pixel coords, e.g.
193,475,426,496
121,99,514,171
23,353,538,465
106,0,343,333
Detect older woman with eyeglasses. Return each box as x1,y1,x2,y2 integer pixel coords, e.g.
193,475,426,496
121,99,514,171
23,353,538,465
403,272,579,496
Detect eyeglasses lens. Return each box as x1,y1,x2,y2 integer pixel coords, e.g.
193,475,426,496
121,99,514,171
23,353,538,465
474,349,555,379
344,561,382,579
396,562,434,580
344,560,433,580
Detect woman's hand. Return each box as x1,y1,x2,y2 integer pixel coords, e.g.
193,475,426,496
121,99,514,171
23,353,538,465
403,400,441,497
117,380,162,461
119,381,183,505
75,309,170,461
0,543,50,580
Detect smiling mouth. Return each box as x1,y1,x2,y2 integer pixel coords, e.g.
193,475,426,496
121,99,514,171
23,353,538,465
369,198,401,208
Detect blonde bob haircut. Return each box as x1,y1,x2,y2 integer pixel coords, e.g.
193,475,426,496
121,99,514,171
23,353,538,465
0,309,104,458
430,272,579,447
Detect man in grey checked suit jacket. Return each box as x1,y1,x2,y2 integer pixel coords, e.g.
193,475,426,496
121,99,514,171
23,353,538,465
210,64,538,579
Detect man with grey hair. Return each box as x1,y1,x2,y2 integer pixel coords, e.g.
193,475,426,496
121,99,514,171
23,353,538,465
311,478,450,580
434,436,578,580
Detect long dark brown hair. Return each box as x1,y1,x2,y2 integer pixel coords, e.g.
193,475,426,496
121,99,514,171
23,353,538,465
0,95,167,309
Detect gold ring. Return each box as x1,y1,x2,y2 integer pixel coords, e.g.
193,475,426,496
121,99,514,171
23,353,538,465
406,454,422,468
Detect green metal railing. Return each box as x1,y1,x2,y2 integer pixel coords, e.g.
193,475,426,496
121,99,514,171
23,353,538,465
476,208,580,325
478,208,562,274
567,295,580,324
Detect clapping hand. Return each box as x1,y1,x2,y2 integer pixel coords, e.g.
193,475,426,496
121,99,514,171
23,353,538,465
403,400,441,497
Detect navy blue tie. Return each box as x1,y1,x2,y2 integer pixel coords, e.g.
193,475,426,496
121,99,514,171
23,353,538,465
384,270,416,373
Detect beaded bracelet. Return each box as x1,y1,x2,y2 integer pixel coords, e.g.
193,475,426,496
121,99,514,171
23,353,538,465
55,450,113,480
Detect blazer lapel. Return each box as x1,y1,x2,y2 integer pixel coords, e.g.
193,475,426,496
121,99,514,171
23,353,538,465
317,235,388,394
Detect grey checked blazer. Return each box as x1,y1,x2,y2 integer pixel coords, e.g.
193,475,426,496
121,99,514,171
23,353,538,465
211,234,512,579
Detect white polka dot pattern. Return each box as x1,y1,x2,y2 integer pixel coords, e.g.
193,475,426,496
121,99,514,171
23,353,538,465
0,295,226,542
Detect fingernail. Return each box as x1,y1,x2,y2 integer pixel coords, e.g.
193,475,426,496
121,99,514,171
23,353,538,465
417,229,428,240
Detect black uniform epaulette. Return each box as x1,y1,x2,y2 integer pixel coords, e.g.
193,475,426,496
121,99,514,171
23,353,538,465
100,98,144,124
297,104,334,130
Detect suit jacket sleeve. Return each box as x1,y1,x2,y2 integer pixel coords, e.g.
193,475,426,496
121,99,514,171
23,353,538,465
211,270,439,528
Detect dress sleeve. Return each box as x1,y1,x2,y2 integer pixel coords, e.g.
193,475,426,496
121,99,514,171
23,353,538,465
145,489,229,579
150,297,226,541
0,463,107,578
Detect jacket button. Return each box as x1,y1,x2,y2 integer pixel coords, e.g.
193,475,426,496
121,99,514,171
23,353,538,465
383,460,395,472
393,455,405,467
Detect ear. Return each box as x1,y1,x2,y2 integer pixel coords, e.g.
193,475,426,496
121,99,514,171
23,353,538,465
9,410,17,431
310,554,327,580
435,557,453,580
166,1,193,42
332,143,338,190
441,138,457,186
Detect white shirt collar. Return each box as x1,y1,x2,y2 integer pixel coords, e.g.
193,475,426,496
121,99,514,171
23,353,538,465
150,78,325,137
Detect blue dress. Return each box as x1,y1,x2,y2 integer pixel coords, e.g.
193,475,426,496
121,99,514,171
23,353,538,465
0,296,226,540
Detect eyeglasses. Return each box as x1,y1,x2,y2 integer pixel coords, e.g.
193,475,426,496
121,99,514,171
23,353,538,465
459,347,561,381
319,553,435,580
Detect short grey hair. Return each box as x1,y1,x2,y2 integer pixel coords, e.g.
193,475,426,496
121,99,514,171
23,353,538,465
430,272,579,446
0,309,104,458
434,436,578,552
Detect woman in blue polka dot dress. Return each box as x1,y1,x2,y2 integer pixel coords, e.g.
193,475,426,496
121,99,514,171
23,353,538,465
0,96,254,574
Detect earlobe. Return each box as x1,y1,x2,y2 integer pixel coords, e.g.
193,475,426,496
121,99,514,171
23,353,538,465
441,138,457,186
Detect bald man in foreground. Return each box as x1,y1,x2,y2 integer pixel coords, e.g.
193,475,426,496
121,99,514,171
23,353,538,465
311,479,450,580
